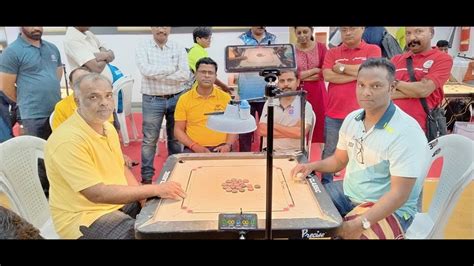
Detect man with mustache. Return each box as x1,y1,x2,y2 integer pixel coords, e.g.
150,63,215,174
45,73,186,239
0,26,63,196
174,57,236,153
292,58,427,239
135,27,190,184
258,69,313,152
391,27,453,134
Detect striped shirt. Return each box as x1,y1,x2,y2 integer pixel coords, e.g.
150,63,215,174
135,39,190,96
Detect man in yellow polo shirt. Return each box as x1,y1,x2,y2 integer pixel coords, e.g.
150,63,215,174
175,57,237,153
45,73,186,239
51,66,115,130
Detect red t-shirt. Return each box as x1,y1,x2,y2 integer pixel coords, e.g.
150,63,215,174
391,48,453,131
323,41,381,119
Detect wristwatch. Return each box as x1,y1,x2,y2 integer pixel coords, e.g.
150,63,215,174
339,64,346,73
361,217,371,230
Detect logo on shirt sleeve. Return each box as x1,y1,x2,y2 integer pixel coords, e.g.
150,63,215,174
423,60,434,73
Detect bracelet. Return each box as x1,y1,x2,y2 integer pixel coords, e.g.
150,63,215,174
189,142,197,149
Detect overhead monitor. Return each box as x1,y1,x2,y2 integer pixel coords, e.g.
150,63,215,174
225,44,296,73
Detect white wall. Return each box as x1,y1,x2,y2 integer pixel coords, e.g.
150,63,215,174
42,27,290,103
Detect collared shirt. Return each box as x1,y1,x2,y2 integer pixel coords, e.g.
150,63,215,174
260,96,313,151
63,27,114,82
322,41,381,119
0,35,62,119
337,102,428,219
175,85,231,146
45,111,126,239
187,43,208,72
135,39,190,96
391,48,453,131
51,93,114,131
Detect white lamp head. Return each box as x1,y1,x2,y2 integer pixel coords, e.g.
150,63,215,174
207,100,256,134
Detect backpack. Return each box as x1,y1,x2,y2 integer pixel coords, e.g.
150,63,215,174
381,31,403,59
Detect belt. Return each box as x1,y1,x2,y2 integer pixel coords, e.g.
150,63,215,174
152,92,180,99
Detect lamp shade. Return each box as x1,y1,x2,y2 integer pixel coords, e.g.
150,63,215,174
207,100,257,134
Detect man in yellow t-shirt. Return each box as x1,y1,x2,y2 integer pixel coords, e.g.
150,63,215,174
175,57,237,153
51,66,115,130
45,73,186,239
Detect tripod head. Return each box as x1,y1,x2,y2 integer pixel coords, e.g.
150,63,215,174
259,69,280,82
260,69,280,98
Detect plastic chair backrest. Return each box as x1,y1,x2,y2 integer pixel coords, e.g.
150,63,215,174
0,136,51,231
113,76,134,116
406,134,474,238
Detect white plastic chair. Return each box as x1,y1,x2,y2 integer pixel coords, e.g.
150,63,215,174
306,109,316,160
0,136,59,239
405,134,474,239
113,76,138,146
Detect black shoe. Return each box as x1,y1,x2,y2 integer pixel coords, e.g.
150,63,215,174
141,179,152,185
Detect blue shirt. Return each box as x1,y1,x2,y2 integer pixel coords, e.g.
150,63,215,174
0,35,62,119
107,64,125,113
237,30,277,101
338,103,428,219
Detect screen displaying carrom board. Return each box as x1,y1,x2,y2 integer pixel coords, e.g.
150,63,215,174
225,44,296,73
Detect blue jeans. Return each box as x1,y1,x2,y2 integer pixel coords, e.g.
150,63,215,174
321,117,344,184
324,181,414,233
141,93,182,182
22,117,52,140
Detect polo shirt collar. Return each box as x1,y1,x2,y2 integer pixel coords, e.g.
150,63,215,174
341,40,367,51
191,85,218,99
18,34,43,48
73,111,110,139
277,95,299,110
192,43,202,49
355,101,396,129
401,47,438,59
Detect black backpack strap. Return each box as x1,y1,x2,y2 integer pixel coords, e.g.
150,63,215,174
406,57,430,115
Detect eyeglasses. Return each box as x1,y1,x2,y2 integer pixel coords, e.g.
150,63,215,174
354,137,364,164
